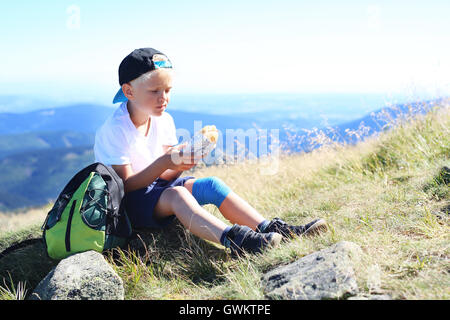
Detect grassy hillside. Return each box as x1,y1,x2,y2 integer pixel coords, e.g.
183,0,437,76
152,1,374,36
0,101,448,300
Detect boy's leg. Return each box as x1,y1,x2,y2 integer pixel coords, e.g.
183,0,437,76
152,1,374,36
184,178,266,231
153,186,228,244
217,191,266,231
155,185,283,255
183,178,327,240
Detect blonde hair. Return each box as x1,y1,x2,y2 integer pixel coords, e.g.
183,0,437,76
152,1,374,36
130,67,174,88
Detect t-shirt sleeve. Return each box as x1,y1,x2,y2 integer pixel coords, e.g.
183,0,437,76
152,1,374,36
161,113,179,146
94,124,131,166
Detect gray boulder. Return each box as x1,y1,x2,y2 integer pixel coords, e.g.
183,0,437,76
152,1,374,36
29,250,124,300
347,294,392,300
262,241,363,300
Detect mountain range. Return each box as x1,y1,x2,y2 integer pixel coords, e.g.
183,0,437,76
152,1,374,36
0,97,446,211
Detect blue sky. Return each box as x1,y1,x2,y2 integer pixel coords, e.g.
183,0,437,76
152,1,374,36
0,0,449,105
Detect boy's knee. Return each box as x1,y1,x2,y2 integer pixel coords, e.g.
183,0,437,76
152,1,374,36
191,176,232,207
155,186,187,217
166,186,190,198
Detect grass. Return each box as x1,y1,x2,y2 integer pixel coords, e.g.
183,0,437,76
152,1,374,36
0,99,449,300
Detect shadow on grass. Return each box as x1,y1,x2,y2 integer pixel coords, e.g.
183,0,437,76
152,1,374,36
0,219,229,299
423,166,450,201
108,219,230,286
0,239,58,298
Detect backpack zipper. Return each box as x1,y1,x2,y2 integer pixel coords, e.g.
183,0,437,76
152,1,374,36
65,199,77,252
41,193,72,231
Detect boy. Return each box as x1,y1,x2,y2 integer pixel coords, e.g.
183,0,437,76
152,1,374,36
94,47,327,256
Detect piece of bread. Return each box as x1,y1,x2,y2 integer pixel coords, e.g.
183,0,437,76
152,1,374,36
183,125,218,156
200,125,219,143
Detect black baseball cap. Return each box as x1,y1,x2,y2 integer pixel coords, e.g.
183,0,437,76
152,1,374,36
112,47,173,103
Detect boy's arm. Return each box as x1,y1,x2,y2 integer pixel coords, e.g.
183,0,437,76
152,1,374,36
112,155,170,193
159,168,183,180
112,144,200,192
159,145,183,180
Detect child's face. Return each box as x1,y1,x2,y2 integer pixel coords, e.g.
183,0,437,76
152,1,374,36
125,68,173,116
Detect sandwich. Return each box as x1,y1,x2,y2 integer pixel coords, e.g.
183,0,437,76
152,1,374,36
182,125,218,156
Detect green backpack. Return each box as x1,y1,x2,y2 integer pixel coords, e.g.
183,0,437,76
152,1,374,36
41,162,133,260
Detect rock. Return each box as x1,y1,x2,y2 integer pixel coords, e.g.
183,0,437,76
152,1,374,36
365,264,382,293
29,250,124,300
261,241,363,300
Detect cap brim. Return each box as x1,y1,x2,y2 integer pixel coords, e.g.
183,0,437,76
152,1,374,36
113,87,128,104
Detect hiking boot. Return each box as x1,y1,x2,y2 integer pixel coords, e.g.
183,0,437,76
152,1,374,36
226,224,282,257
258,217,328,239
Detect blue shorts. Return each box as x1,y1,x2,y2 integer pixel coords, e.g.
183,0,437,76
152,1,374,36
123,175,196,229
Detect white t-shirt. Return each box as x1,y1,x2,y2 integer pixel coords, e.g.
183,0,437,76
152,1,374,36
94,101,179,174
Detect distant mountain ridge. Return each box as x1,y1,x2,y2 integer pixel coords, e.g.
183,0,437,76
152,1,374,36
0,97,446,211
0,102,314,135
0,130,94,160
0,104,113,135
0,145,93,211
281,97,447,153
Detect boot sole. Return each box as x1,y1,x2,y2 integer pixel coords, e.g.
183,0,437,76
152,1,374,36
303,219,328,237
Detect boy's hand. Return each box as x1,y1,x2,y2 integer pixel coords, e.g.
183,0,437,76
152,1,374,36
163,142,205,171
